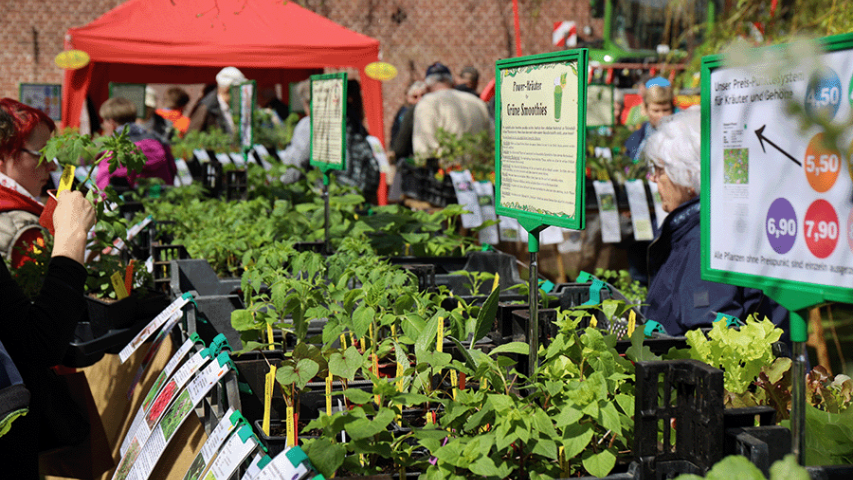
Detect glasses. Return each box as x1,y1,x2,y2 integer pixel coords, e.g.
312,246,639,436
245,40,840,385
647,161,665,179
21,148,43,158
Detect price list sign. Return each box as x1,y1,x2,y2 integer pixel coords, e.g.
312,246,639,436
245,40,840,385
701,34,853,304
495,50,588,230
309,73,347,171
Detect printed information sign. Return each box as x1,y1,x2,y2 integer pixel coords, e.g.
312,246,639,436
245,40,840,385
309,73,347,171
702,35,853,303
495,50,587,231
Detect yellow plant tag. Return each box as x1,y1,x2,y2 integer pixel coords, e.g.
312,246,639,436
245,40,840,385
589,317,598,328
491,273,500,292
263,365,277,436
58,164,75,194
396,362,404,392
481,377,489,391
340,334,347,349
326,372,333,416
360,337,366,352
436,317,444,353
450,370,458,400
111,271,129,300
628,310,636,337
391,325,397,339
286,406,296,447
266,323,275,350
373,354,381,405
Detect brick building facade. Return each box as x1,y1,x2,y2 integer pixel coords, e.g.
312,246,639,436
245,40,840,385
0,0,599,144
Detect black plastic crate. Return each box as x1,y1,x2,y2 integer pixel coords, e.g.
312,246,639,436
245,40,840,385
202,160,223,197
634,360,725,479
169,258,239,297
223,169,248,201
398,264,437,293
152,244,189,291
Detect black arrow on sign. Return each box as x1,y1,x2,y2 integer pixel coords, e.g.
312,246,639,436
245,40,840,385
754,125,801,167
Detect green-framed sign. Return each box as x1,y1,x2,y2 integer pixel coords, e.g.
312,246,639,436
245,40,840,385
495,50,588,233
238,80,256,150
19,83,61,122
587,83,615,127
108,83,146,119
309,73,347,172
700,33,853,313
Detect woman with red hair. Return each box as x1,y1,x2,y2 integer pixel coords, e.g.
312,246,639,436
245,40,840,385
0,98,57,268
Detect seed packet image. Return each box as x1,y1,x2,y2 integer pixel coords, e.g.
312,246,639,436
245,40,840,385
599,193,617,211
183,454,207,480
142,371,169,413
113,439,141,480
160,389,194,441
724,148,748,184
146,380,179,429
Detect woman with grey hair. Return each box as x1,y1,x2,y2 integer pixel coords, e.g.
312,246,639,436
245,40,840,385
643,107,789,338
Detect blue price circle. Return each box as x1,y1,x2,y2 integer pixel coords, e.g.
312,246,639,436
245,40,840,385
806,68,842,120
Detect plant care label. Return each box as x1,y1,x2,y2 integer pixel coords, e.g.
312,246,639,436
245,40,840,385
111,271,130,299
240,452,270,480
474,181,500,245
194,425,257,480
229,152,246,168
120,295,192,363
498,215,523,242
180,408,239,480
449,170,483,228
592,180,621,243
240,82,255,149
539,225,565,245
122,335,201,456
215,152,232,165
123,353,232,480
174,158,193,186
254,446,313,480
119,346,212,457
624,179,654,241
193,149,211,163
125,309,185,400
703,38,853,304
58,164,75,193
262,365,277,435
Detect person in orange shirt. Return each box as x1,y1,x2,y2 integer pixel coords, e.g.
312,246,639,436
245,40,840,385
155,87,191,139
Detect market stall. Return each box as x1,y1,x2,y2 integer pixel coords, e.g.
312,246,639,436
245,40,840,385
61,0,385,142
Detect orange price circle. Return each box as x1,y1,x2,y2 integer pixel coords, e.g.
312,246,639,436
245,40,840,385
803,133,841,193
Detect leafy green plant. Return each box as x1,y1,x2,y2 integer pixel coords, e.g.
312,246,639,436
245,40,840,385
675,454,808,480
594,268,648,306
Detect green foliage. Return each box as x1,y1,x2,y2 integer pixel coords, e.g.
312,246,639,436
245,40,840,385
416,129,495,182
594,268,648,306
674,454,809,480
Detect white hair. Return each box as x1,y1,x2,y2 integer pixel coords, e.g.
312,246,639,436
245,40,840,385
643,106,701,193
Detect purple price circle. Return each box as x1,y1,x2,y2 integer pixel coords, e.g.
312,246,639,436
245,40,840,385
766,198,797,254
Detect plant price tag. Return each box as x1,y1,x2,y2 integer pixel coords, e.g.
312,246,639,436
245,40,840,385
198,426,257,480
111,271,130,300
120,295,192,363
263,365,276,436
58,164,75,193
180,407,238,480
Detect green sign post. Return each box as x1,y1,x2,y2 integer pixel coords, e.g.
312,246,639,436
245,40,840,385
701,33,853,463
495,50,588,375
309,73,347,254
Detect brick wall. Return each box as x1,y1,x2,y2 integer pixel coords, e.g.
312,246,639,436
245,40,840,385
0,0,597,144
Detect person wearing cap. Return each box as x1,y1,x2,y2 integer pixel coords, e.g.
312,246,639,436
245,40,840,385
624,77,674,164
187,66,247,135
412,62,491,160
139,86,171,144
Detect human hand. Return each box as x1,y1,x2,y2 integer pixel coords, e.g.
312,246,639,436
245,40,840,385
51,190,96,264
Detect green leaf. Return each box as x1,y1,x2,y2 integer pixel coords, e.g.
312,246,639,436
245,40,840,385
351,304,375,338
346,408,395,440
561,422,594,459
328,346,363,380
767,454,810,480
625,328,660,362
582,448,616,478
472,286,500,345
446,335,477,371
343,388,373,405
302,437,346,479
231,309,256,331
703,454,765,480
280,358,319,390
416,315,441,355
489,342,529,357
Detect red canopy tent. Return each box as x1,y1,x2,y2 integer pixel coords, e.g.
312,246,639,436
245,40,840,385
62,0,384,142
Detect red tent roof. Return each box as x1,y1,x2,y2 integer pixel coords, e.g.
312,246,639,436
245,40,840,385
63,0,384,142
67,0,380,68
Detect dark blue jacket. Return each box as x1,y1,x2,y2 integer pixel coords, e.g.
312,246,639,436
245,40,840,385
644,197,790,337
